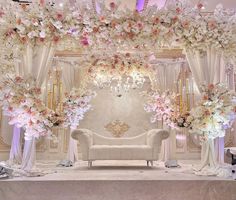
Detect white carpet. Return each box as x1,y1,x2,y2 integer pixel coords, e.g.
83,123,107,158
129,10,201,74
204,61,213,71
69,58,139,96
0,160,235,200
3,160,233,181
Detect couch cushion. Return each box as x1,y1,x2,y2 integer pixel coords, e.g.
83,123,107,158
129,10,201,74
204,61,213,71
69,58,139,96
92,133,147,146
89,145,153,160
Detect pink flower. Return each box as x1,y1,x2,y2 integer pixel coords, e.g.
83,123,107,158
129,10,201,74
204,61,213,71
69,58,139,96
15,76,23,83
152,28,160,36
5,29,15,37
38,38,45,43
208,21,216,29
33,88,41,95
110,2,116,10
56,13,64,21
39,0,45,6
208,84,215,90
81,37,89,46
182,21,189,28
197,2,204,10
99,16,106,22
137,21,143,30
0,10,4,17
172,16,178,23
28,120,33,126
176,7,181,14
153,17,160,24
20,37,28,43
53,36,60,43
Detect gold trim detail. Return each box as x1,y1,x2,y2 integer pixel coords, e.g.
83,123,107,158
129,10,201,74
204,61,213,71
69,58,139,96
105,120,130,138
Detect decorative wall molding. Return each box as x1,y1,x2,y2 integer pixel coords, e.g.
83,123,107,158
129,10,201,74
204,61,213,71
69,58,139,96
105,120,130,137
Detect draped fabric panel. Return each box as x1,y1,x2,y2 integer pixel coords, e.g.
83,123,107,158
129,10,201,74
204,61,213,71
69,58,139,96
9,125,22,164
185,47,226,172
62,63,78,162
5,60,24,164
155,62,181,161
62,63,75,92
20,44,55,171
155,62,181,92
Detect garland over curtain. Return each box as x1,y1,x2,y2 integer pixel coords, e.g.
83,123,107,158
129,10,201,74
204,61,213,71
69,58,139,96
2,60,23,164
62,64,78,163
154,61,181,161
15,44,55,171
185,47,226,175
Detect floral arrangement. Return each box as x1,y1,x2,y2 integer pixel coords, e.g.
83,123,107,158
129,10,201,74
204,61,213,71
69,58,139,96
172,111,192,128
0,1,235,55
84,52,155,87
62,88,96,130
188,83,236,140
0,76,57,140
143,91,176,128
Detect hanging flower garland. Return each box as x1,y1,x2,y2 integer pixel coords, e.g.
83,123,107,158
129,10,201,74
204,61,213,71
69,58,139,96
84,52,155,88
62,88,96,130
187,83,236,140
0,76,58,140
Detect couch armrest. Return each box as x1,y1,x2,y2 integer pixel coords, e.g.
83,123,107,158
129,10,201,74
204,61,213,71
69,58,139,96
147,129,170,160
71,129,93,161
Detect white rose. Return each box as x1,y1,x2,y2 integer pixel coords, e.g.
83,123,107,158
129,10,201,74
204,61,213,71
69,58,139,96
39,30,46,38
27,31,38,38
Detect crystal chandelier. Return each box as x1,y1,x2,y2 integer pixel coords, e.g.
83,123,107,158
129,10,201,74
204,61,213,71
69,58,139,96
93,71,146,97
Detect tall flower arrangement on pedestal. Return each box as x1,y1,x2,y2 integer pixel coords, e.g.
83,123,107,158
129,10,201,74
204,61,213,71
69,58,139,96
0,76,56,140
188,83,236,140
62,88,96,129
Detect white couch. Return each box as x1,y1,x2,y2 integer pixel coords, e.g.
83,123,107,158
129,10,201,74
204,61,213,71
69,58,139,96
71,129,169,167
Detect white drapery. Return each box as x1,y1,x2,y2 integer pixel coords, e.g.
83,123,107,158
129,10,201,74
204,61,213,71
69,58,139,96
62,63,75,91
155,61,182,161
9,125,22,164
62,64,78,163
19,44,55,171
185,47,226,173
7,59,26,165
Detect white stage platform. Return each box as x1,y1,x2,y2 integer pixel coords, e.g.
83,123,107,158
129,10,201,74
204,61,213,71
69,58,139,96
0,160,236,200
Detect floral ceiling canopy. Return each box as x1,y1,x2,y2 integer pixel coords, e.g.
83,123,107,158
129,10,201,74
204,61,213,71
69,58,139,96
0,0,235,54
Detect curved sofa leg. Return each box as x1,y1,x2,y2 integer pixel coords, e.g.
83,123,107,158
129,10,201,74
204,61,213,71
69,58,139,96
88,161,93,168
150,161,154,167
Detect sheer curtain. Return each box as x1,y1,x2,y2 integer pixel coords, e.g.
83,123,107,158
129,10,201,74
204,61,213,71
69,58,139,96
62,63,78,163
185,47,226,172
155,61,181,161
20,44,55,171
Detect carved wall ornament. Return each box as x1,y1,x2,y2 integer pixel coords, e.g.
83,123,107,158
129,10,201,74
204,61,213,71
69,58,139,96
105,120,130,137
